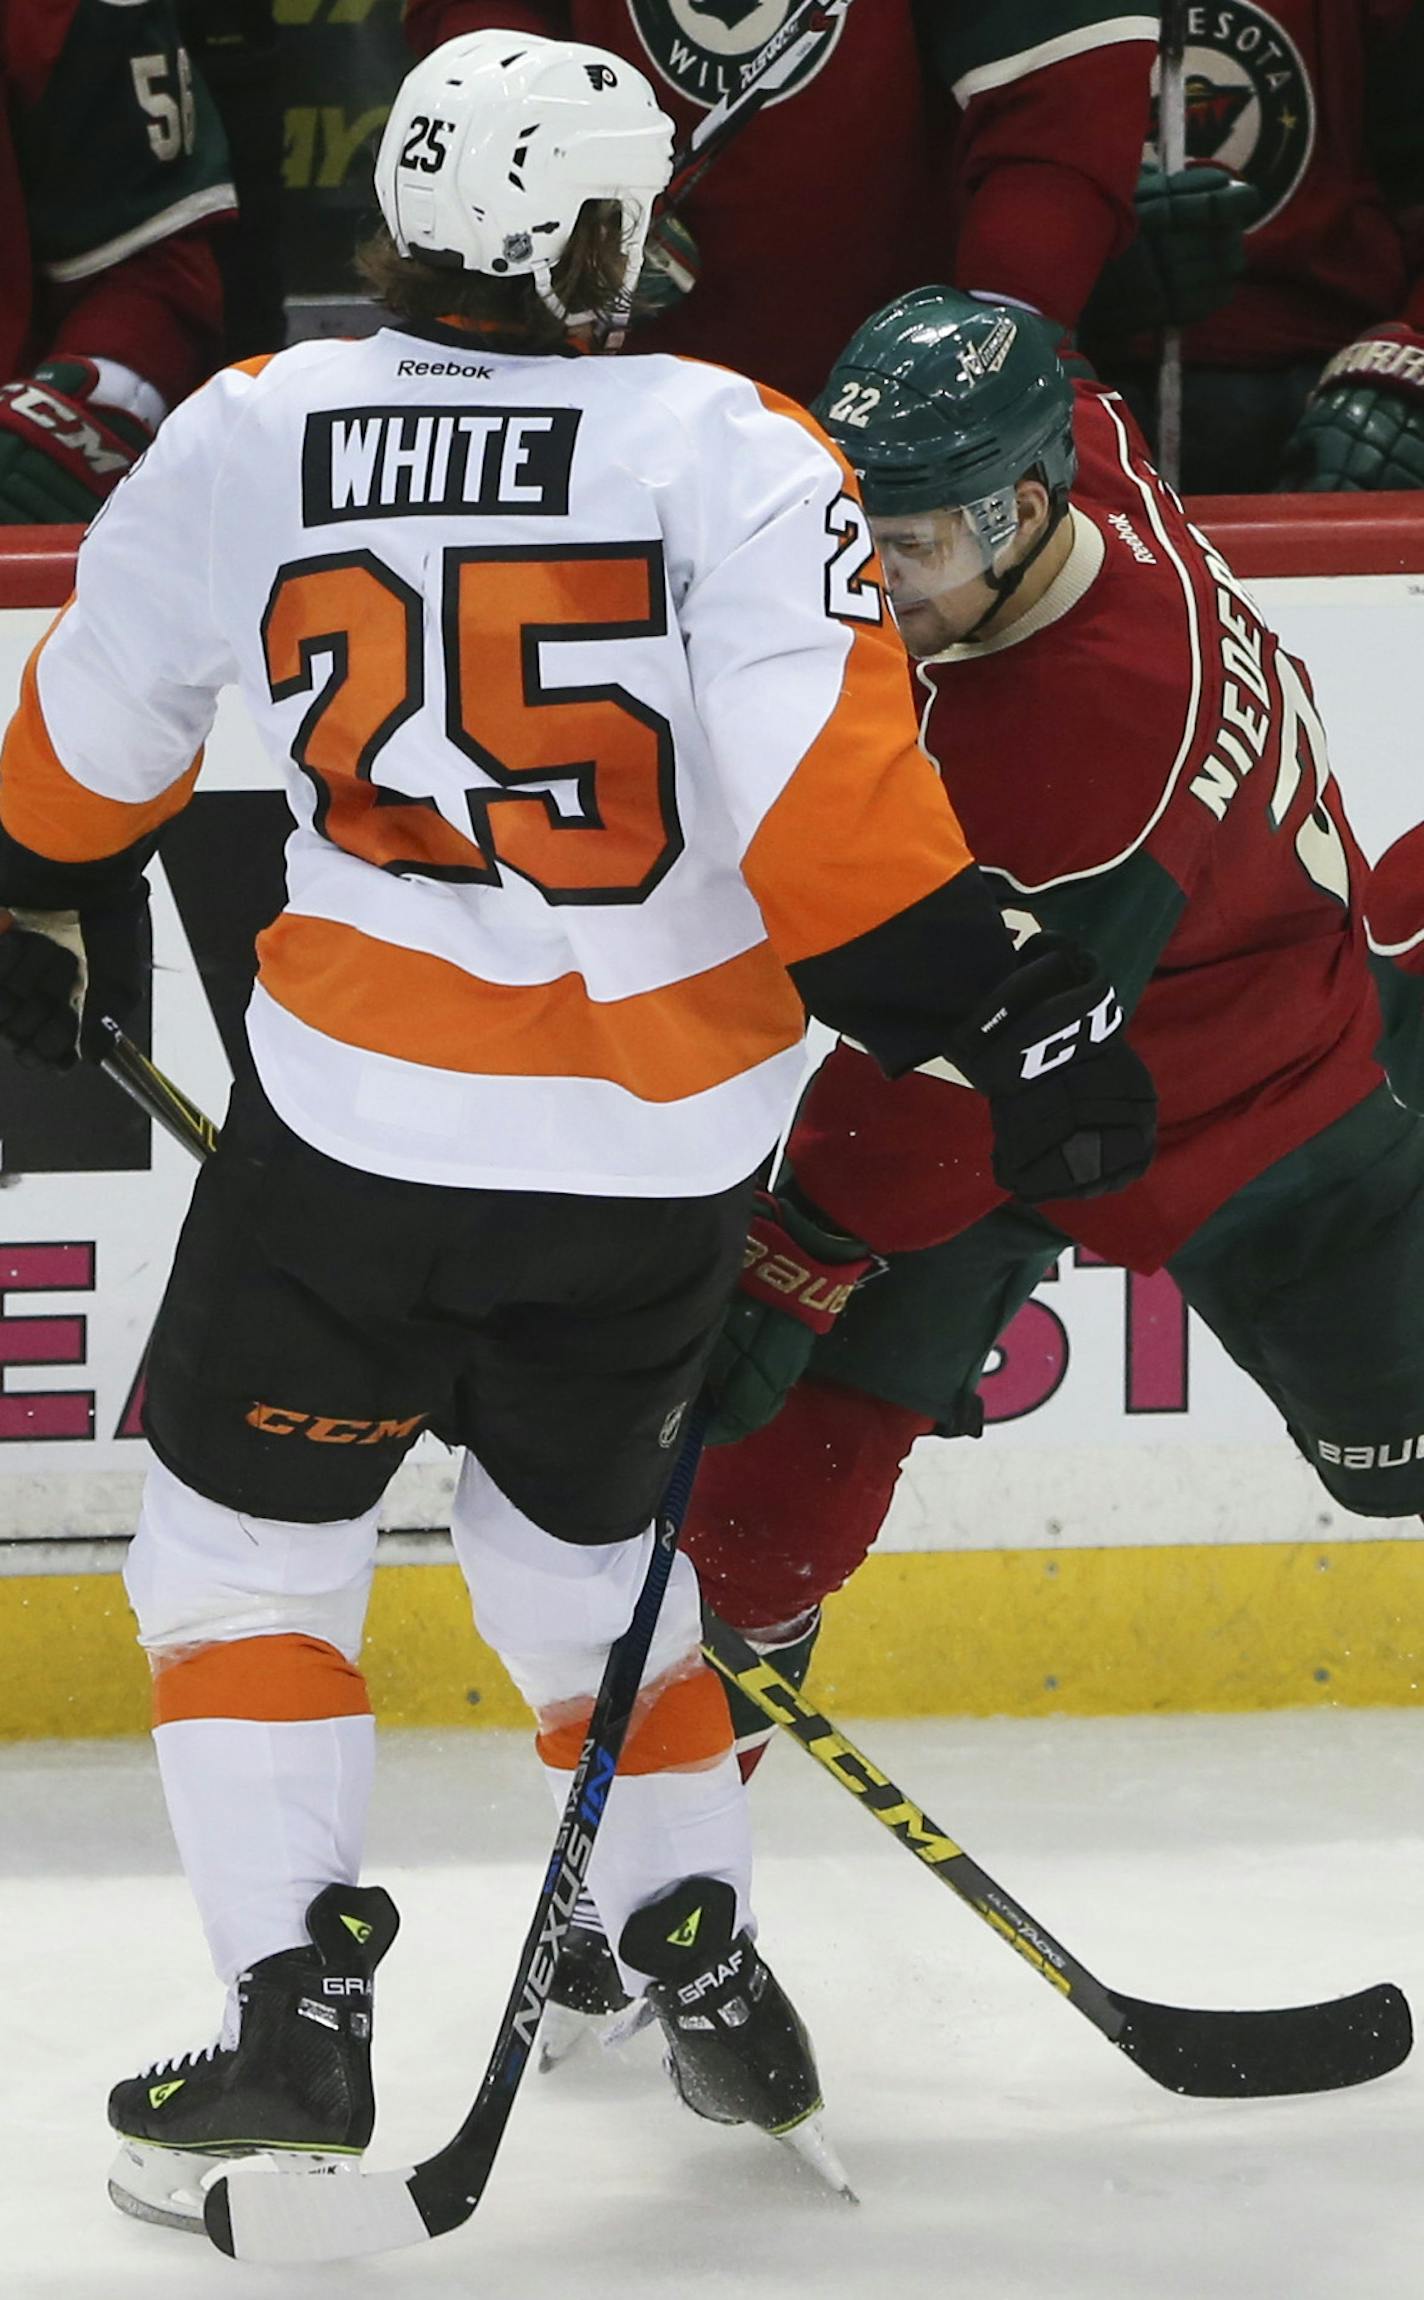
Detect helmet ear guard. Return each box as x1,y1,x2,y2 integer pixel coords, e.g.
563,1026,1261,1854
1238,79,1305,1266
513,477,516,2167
374,32,675,323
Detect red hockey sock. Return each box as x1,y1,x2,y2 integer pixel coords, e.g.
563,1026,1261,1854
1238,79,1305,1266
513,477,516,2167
684,1378,934,1633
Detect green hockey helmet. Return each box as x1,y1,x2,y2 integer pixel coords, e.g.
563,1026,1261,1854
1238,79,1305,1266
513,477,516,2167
814,289,1077,627
815,286,1077,519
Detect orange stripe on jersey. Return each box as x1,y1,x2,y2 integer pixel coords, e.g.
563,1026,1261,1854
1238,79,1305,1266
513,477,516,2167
535,1662,733,1775
229,354,278,379
740,384,978,965
0,646,201,862
256,914,807,1100
151,1633,372,1726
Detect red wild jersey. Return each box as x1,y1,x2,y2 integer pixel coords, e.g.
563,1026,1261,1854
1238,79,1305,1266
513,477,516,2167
790,383,1384,1272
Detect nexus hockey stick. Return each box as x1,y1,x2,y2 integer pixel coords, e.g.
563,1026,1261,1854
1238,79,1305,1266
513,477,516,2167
701,1618,1411,2098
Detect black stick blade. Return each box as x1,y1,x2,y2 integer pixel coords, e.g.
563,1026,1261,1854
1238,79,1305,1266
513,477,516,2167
1111,1981,1412,2097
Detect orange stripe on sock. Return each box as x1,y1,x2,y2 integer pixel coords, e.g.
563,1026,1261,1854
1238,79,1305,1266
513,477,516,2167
151,1633,372,1726
536,1661,733,1775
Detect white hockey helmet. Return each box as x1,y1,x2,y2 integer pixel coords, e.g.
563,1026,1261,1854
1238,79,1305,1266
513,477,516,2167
374,31,675,320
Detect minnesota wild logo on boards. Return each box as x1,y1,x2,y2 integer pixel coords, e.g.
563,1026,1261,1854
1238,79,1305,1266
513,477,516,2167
627,0,847,110
1150,1,1315,228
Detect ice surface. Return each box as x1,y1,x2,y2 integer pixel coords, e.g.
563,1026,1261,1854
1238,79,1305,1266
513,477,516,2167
4,1710,1424,2299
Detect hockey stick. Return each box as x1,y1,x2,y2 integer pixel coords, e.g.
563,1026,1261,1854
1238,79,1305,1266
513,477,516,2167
87,1033,1413,2106
1156,0,1188,487
701,1619,1412,2097
96,1016,219,1157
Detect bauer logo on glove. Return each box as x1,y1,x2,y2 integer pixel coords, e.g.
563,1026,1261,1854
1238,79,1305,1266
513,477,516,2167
740,1234,859,1327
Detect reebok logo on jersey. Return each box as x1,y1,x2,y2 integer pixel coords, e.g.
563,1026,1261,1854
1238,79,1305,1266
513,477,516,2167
301,404,581,526
394,359,494,380
1108,511,1156,565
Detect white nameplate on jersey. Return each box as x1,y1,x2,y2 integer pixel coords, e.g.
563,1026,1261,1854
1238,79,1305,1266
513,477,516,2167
300,405,582,525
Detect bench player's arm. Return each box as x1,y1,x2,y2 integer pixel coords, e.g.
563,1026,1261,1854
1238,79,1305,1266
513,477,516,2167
922,0,1154,331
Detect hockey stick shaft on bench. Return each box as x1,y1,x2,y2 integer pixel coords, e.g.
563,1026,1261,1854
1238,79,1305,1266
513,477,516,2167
701,1619,1410,2098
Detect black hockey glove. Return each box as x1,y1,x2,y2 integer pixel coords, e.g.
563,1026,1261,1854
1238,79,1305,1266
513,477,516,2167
0,885,151,1069
946,932,1156,1204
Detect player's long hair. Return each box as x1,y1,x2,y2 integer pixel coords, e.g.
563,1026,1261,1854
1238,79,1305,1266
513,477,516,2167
358,199,629,350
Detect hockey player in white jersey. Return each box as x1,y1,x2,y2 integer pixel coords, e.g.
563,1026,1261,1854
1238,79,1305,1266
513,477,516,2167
0,31,1155,2230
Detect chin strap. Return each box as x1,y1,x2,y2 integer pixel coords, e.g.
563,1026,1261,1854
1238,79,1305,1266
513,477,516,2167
959,493,1069,643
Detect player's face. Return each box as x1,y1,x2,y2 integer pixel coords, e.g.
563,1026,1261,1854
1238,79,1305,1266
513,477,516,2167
870,506,998,655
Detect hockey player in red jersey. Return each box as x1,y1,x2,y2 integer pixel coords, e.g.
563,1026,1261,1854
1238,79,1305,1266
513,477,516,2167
672,290,1424,1796
0,0,235,524
1086,0,1424,491
0,40,1155,2225
402,0,1156,408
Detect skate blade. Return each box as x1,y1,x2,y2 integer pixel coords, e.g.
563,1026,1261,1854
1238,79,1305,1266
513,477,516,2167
107,2138,354,2234
775,2112,858,2203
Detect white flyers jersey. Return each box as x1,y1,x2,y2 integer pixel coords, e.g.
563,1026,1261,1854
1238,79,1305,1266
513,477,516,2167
0,328,975,1194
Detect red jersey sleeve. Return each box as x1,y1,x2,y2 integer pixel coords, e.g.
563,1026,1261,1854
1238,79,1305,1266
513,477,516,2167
46,231,223,407
951,45,1154,325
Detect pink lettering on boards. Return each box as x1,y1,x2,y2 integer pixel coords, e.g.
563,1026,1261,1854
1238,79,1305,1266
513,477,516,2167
0,1242,96,1440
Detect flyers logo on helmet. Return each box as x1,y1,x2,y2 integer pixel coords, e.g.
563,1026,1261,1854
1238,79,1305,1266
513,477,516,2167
627,0,845,109
1149,1,1315,229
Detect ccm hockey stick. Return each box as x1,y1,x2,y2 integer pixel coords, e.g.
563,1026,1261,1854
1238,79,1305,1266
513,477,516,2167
77,1023,718,2260
702,1619,1411,2097
89,1035,1411,2104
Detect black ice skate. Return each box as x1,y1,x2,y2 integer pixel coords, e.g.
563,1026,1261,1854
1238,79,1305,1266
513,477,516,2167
537,1887,645,2073
107,1882,399,2232
620,1876,853,2198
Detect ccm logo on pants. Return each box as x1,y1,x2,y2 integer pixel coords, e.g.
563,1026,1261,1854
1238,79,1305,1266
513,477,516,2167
245,1404,428,1446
